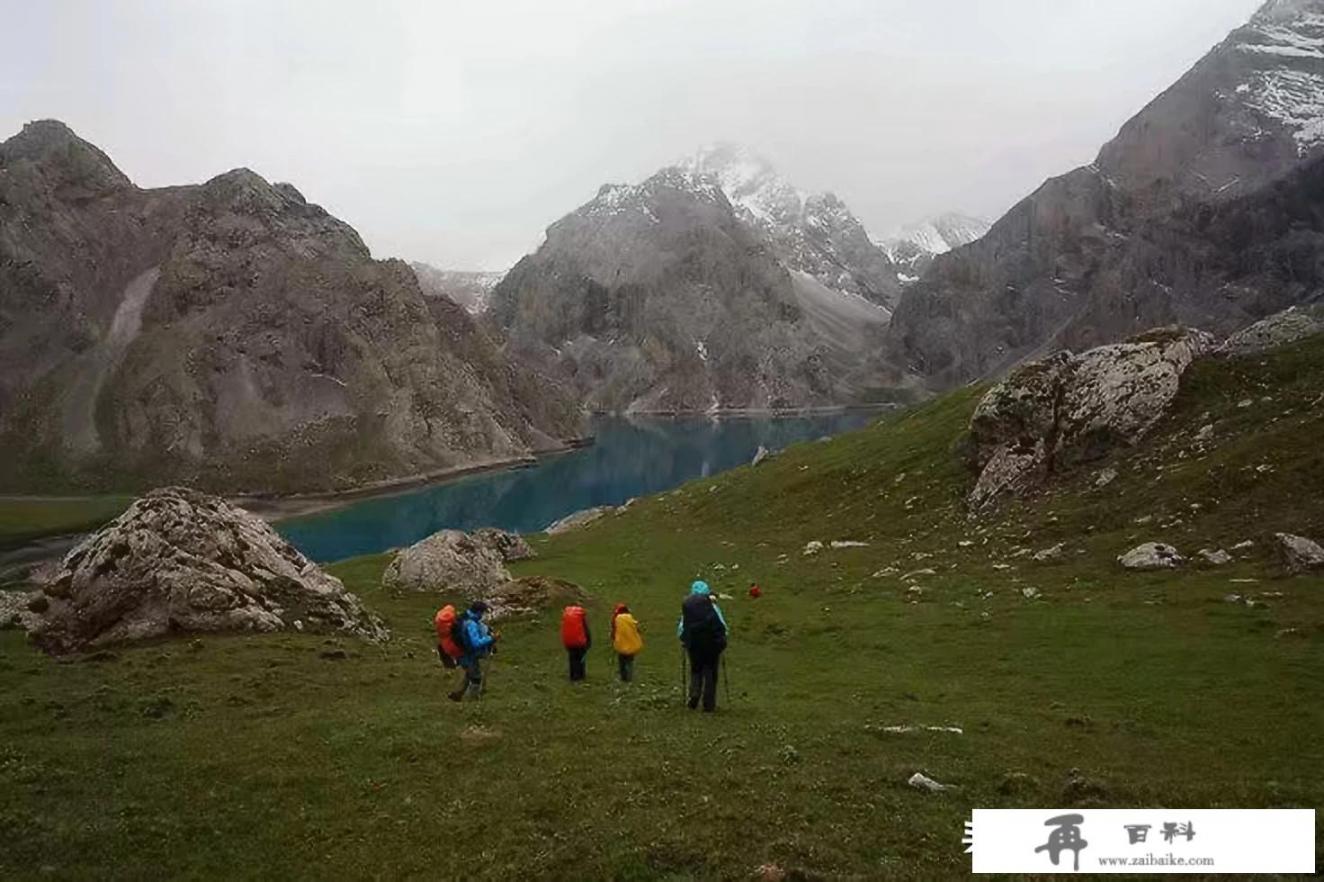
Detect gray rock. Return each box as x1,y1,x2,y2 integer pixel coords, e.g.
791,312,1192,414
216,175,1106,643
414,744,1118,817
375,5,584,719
1095,468,1118,488
1118,542,1184,570
382,530,511,595
471,528,535,562
968,329,1212,511
1033,543,1066,563
545,506,614,535
1198,548,1233,566
0,590,44,632
1219,305,1324,356
751,445,771,467
29,487,387,654
1274,533,1324,573
907,771,949,793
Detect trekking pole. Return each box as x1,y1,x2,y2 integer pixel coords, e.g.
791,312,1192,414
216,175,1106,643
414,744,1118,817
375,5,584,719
722,652,731,702
680,647,687,706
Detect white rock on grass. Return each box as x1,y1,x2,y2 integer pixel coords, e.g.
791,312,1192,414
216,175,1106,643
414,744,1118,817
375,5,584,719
545,506,613,535
1033,543,1066,563
1198,548,1232,566
383,529,512,595
830,540,870,549
1118,542,1184,570
907,772,950,793
803,540,824,556
31,487,388,654
1275,533,1324,573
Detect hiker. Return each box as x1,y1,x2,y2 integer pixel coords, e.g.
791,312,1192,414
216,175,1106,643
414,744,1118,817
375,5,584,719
610,603,644,682
561,604,591,681
448,601,498,702
677,580,728,712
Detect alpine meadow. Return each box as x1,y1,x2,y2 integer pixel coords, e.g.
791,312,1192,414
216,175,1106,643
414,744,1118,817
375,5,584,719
2,1,1322,880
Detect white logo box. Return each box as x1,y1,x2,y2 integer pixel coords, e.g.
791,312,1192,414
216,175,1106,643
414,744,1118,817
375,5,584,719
965,808,1315,875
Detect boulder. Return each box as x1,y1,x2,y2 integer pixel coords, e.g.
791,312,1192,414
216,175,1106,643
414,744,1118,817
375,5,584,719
472,528,535,562
1197,548,1232,566
1118,542,1184,570
485,576,587,620
968,328,1213,511
1218,306,1324,356
1033,543,1066,563
545,506,613,535
751,445,771,467
1274,533,1324,573
29,487,387,655
382,530,511,594
907,771,949,793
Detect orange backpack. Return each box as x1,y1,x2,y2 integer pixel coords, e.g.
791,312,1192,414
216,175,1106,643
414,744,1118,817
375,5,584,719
435,605,463,658
561,605,589,649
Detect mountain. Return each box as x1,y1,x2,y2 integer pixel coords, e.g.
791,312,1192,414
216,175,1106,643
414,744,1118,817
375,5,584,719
0,120,583,493
888,0,1324,389
678,143,902,309
881,212,991,281
410,262,503,314
487,167,898,414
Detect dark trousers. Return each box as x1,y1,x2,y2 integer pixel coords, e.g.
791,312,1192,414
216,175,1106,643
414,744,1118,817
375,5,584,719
454,659,483,698
687,646,722,711
567,647,588,681
617,653,635,682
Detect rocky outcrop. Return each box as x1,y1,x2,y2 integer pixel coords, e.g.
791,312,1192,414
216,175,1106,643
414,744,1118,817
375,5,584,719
0,590,45,631
0,120,582,494
1119,543,1184,570
1275,532,1324,572
1219,305,1324,356
27,487,386,654
472,528,535,562
546,506,613,535
967,328,1213,510
382,529,512,595
888,0,1324,391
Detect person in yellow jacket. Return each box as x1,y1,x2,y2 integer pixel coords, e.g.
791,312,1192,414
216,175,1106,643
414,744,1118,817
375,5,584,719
610,603,644,682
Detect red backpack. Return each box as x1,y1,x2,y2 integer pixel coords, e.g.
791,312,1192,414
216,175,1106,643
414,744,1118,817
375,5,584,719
561,605,589,649
435,605,463,659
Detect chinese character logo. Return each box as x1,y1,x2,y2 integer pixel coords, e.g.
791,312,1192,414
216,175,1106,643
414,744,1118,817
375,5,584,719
1035,813,1089,871
1125,824,1151,844
1162,821,1196,843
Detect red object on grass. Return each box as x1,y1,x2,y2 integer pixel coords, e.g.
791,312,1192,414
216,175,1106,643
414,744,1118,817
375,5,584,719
748,585,763,598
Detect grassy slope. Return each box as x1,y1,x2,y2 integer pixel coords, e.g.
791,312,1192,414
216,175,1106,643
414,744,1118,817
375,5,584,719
1,341,1322,880
0,496,130,548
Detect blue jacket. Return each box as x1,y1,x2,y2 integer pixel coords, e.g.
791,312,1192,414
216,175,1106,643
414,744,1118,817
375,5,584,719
677,580,729,641
460,612,494,666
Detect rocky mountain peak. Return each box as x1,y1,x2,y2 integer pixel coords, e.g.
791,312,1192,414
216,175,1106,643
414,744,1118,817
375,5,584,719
0,119,133,196
1252,0,1324,25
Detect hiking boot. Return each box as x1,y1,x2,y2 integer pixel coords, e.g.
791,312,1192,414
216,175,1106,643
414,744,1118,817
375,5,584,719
447,690,464,702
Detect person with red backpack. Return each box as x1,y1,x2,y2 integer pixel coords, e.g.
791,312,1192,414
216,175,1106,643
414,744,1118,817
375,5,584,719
447,601,498,702
677,580,728,712
561,604,591,681
434,604,463,669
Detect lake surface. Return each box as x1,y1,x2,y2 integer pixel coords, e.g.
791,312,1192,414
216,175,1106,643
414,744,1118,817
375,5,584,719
278,412,880,562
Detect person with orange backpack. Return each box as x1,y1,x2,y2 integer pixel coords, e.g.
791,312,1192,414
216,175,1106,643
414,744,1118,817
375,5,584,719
610,603,644,682
446,601,498,701
561,604,591,681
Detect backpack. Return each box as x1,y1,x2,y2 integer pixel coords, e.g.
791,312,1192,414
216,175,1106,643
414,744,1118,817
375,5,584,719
612,613,644,656
681,593,726,649
561,605,589,650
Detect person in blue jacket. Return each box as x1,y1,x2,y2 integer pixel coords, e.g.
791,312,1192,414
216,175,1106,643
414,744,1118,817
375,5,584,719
677,581,729,712
448,601,499,702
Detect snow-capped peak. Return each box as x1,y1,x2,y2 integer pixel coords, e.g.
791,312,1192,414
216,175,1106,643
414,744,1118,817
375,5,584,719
883,213,990,257
676,142,807,227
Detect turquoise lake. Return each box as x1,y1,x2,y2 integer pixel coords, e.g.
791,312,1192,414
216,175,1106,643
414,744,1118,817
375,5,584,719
278,412,880,562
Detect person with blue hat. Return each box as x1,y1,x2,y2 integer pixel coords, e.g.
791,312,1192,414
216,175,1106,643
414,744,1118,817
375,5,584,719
677,580,729,712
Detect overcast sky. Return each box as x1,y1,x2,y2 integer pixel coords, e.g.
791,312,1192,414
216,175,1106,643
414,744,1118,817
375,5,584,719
2,0,1266,270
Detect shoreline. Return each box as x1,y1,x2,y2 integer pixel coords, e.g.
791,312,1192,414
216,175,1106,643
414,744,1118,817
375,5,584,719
234,436,596,522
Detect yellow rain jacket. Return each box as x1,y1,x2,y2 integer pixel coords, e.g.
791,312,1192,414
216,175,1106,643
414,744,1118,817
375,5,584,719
612,612,644,656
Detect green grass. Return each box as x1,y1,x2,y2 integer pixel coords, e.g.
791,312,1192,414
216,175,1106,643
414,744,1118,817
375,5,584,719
0,496,130,548
2,340,1323,880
